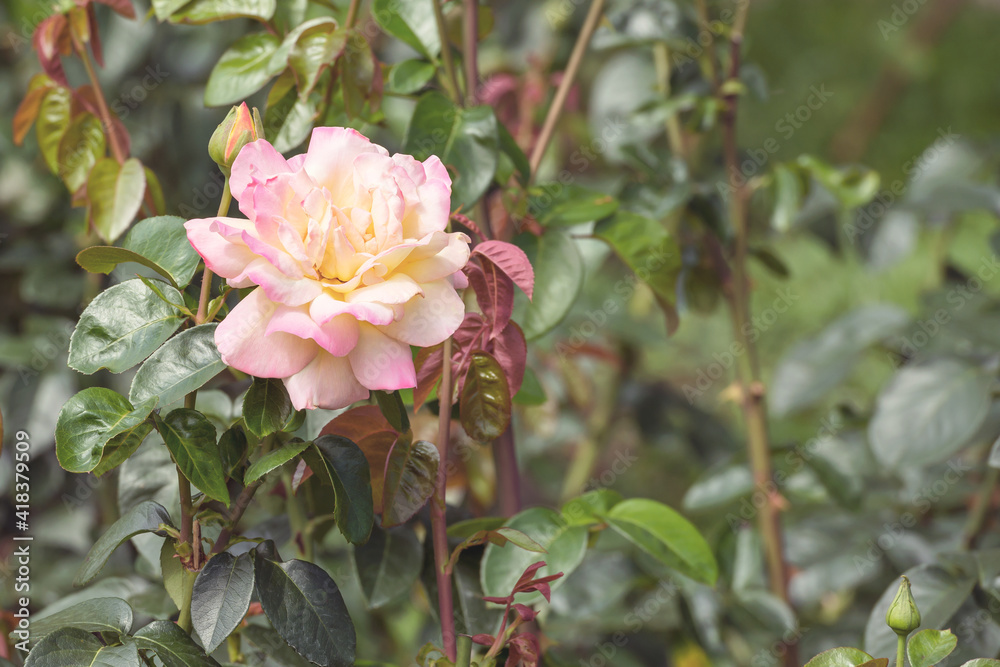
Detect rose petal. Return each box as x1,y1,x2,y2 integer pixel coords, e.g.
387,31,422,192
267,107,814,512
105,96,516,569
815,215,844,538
345,273,423,306
230,139,292,204
266,307,360,357
185,217,257,286
285,351,370,410
349,324,416,390
215,288,318,378
379,279,464,347
303,127,387,202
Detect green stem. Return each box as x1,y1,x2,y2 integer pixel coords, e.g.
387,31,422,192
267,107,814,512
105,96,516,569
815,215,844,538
345,0,362,29
196,179,231,324
456,635,473,667
653,41,685,159
897,633,907,667
528,0,607,179
432,0,462,103
227,631,244,663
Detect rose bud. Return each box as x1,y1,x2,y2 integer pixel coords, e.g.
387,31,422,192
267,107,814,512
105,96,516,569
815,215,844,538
208,102,264,175
886,575,921,636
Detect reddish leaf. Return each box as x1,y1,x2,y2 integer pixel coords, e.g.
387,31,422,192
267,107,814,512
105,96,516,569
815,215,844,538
381,436,439,527
451,313,490,398
33,14,71,86
93,0,137,18
451,212,487,241
472,240,535,300
414,344,444,412
86,3,104,66
291,458,313,493
471,634,495,646
320,405,398,507
466,259,515,334
506,633,540,667
13,74,55,146
492,322,527,397
511,604,537,621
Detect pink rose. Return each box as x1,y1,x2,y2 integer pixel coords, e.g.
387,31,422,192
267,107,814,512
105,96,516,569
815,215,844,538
186,127,470,410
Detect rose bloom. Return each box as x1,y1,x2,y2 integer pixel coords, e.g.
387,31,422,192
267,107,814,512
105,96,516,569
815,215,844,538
186,128,470,410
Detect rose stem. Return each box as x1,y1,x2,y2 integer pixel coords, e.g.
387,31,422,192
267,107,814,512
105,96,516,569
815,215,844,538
528,0,607,178
432,0,462,103
430,337,457,660
196,179,231,324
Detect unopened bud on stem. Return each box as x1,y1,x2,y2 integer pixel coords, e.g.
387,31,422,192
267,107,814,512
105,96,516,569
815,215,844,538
886,576,921,636
208,102,264,175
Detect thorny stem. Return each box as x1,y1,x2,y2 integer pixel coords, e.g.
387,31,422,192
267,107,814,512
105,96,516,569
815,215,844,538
197,180,231,324
432,0,462,104
211,481,263,555
529,0,607,179
431,337,457,660
717,4,796,666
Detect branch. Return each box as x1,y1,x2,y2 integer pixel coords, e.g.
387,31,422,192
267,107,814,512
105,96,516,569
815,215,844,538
430,337,457,660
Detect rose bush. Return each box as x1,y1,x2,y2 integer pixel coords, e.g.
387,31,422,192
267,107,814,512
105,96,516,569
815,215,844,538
186,127,471,410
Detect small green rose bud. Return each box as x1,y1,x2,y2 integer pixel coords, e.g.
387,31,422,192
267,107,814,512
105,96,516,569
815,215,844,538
886,575,921,636
208,102,263,175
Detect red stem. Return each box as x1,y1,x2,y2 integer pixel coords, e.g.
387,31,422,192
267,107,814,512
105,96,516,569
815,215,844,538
430,337,457,660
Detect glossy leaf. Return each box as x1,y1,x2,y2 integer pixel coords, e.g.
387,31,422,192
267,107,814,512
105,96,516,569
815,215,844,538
122,216,202,287
404,91,499,210
594,211,682,305
603,498,718,585
471,240,534,300
287,18,346,97
460,352,511,443
303,435,374,544
158,408,229,505
88,157,147,243
512,231,584,339
372,0,440,58
150,0,190,20
68,279,184,374
381,437,438,527
57,113,105,194
219,423,250,477
869,359,992,468
23,627,139,667
354,524,423,608
133,620,221,667
205,32,284,107
35,85,71,174
803,648,878,667
561,489,624,526
168,0,276,24
387,59,435,94
528,184,619,227
130,324,225,409
908,629,958,667
75,500,173,586
13,74,54,146
265,72,317,152
243,377,294,439
28,597,133,646
373,389,410,434
253,546,356,667
192,551,254,653
91,420,155,478
244,438,311,484
480,507,586,604
55,387,156,473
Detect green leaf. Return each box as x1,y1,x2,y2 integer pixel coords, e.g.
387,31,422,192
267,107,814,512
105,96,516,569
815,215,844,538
561,489,624,526
150,0,189,20
403,91,499,210
497,121,530,185
447,516,507,539
28,598,133,646
864,564,977,659
512,231,583,340
192,552,254,653
603,498,718,585
354,524,423,608
36,85,71,174
68,279,184,374
205,32,285,107
130,324,226,409
372,0,440,58
244,438,310,484
960,661,1000,667
265,72,317,152
869,359,993,468
24,627,140,666
512,366,545,406
157,408,230,505
302,435,374,544
286,18,347,98
122,216,202,287
803,648,878,667
220,423,250,477
133,620,221,667
57,113,105,193
75,501,173,586
373,389,410,433
381,438,438,527
480,507,587,603
386,59,436,94
594,211,682,304
55,388,157,473
908,629,958,667
460,352,511,443
160,541,186,612
252,546,356,667
242,625,314,666
528,184,619,227
88,157,147,243
771,163,803,232
91,420,155,477
243,378,294,439
168,0,276,24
